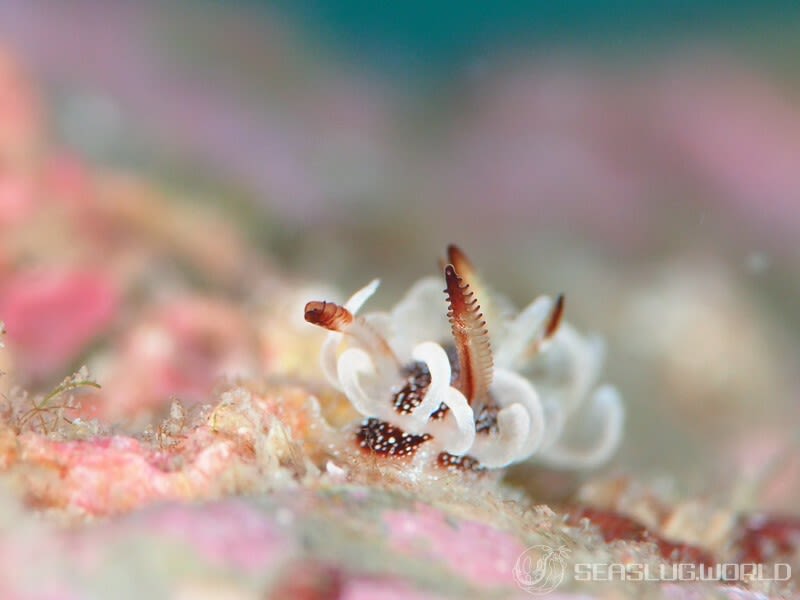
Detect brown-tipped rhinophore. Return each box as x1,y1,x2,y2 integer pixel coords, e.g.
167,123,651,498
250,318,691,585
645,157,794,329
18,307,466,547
304,301,354,332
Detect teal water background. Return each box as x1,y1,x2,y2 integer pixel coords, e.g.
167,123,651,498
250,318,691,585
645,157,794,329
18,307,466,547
265,1,800,70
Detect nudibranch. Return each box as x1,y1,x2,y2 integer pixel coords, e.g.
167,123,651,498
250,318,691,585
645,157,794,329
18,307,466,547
304,245,623,473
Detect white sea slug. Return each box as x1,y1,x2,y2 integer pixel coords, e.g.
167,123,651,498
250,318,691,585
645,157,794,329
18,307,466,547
304,245,623,472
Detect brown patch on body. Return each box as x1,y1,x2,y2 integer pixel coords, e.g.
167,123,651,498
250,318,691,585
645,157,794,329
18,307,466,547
474,402,500,435
391,362,432,415
391,361,450,419
355,418,430,458
437,452,485,472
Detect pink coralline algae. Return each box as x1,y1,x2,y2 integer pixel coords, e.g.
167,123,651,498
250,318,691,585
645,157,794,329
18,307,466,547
98,297,258,419
0,268,118,378
9,382,330,516
17,433,235,514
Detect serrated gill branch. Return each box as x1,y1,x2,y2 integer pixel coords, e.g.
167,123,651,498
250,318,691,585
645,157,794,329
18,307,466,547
444,264,494,405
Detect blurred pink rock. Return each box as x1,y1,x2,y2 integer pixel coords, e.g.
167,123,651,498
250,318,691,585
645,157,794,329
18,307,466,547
0,44,42,161
0,268,118,378
339,578,448,600
661,583,771,600
0,499,289,599
0,1,399,225
654,61,800,241
723,428,800,514
384,503,526,589
41,153,95,210
439,65,652,244
0,169,37,228
136,501,290,572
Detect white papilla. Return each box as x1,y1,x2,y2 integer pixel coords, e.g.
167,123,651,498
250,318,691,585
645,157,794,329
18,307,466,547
537,384,624,469
526,323,624,469
468,368,545,468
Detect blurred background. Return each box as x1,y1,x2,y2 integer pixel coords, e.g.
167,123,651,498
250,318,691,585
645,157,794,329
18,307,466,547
0,0,798,510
